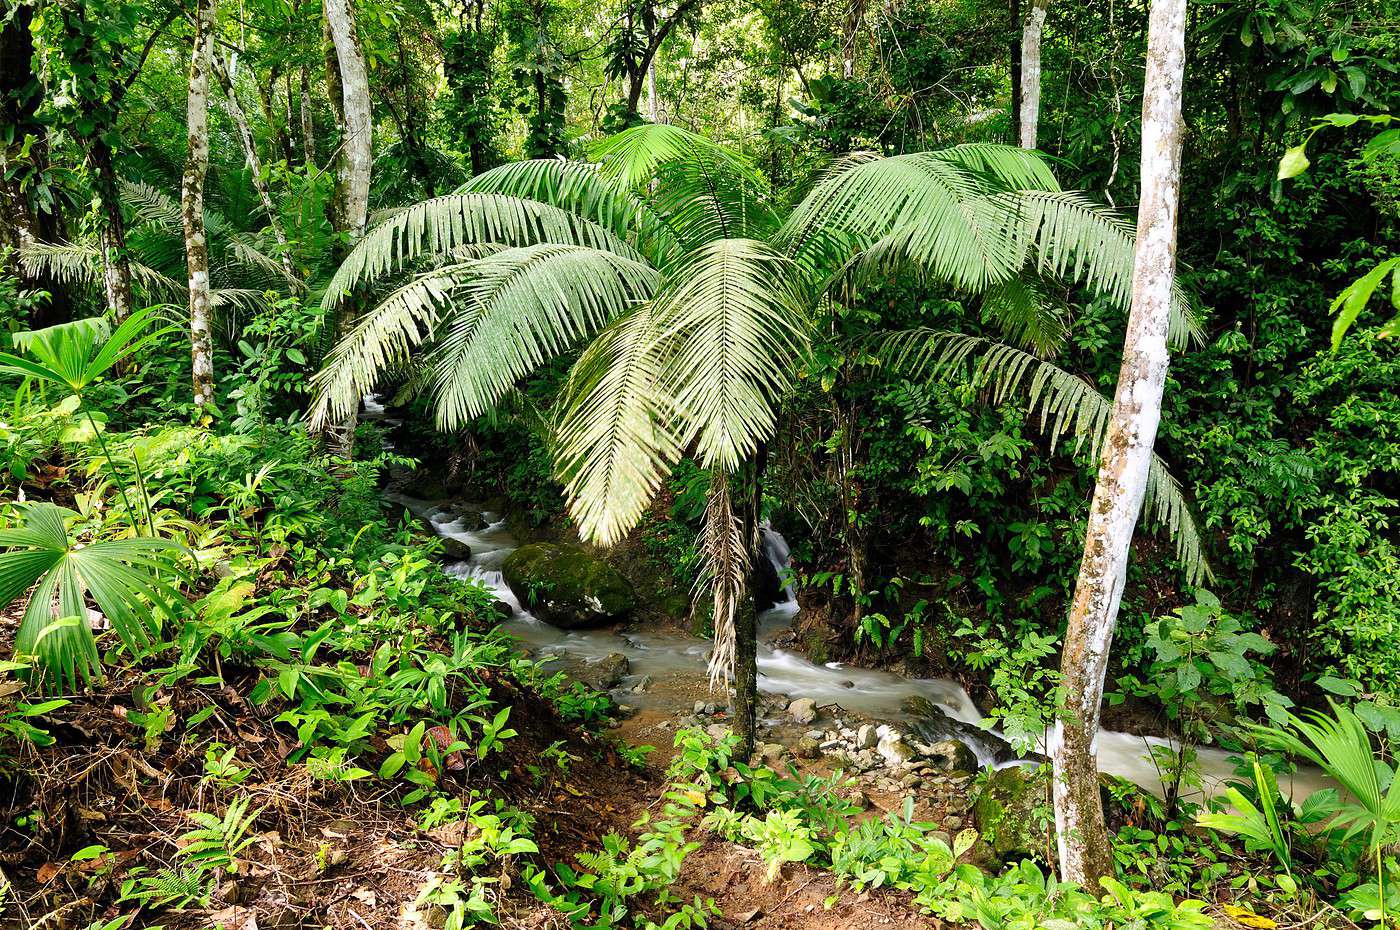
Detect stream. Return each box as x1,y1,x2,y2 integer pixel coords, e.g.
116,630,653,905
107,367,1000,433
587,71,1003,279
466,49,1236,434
364,390,1326,803
379,486,1333,803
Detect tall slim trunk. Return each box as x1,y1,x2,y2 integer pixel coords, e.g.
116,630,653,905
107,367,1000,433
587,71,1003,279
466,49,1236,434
1,3,71,326
1018,0,1049,148
1049,0,1187,886
322,0,372,456
183,0,216,409
212,54,296,281
89,140,135,325
646,61,660,123
842,0,866,77
1009,0,1022,144
300,64,317,167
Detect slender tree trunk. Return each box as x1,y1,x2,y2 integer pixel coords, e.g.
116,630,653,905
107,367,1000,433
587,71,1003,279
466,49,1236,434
1009,0,1022,144
300,64,317,168
1018,0,1049,149
89,140,135,325
322,0,372,456
646,61,660,123
1049,0,1187,886
212,55,296,282
732,442,769,758
183,0,216,410
1,3,71,326
842,0,866,77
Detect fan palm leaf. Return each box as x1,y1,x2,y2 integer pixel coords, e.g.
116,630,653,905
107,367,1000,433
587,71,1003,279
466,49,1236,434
0,502,184,691
876,328,1211,585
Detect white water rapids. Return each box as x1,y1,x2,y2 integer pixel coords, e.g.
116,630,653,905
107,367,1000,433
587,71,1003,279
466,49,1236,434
386,485,1329,802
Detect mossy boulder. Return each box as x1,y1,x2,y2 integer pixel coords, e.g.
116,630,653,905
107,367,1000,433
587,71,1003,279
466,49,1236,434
971,765,1048,862
501,543,637,628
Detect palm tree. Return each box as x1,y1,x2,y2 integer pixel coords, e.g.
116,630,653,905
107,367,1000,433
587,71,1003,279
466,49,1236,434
310,124,1208,749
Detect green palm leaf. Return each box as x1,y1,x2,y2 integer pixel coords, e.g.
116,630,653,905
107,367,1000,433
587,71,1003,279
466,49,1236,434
425,244,660,429
321,193,646,308
877,328,1211,585
462,159,683,267
0,502,184,691
654,239,812,472
555,303,681,546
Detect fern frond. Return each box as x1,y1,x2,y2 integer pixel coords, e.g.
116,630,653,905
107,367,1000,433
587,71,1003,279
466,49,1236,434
878,328,1211,585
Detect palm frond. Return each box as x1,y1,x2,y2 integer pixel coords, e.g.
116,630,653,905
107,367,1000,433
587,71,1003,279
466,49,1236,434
878,329,1211,585
781,152,1018,291
309,262,475,430
980,276,1067,357
462,159,684,268
20,241,183,298
926,143,1063,192
1,502,184,691
321,193,647,309
427,244,660,429
591,125,780,245
654,239,812,472
1003,190,1203,350
555,303,681,546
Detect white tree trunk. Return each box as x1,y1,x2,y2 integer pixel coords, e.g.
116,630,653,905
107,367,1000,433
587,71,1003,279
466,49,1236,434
646,61,660,123
1048,0,1187,886
322,0,372,456
1018,0,1049,149
213,54,296,283
323,0,371,241
183,0,216,410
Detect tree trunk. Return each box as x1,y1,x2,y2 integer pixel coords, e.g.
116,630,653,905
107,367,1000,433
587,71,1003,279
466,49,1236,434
1049,0,1187,886
183,0,216,410
88,139,135,325
300,64,317,168
1018,0,1049,149
1009,0,1022,145
213,55,296,282
1,3,71,326
322,0,373,456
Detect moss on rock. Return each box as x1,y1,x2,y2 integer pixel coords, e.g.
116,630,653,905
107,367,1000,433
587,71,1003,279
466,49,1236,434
501,543,637,628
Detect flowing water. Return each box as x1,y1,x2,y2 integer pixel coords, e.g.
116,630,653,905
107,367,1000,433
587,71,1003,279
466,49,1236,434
383,476,1329,802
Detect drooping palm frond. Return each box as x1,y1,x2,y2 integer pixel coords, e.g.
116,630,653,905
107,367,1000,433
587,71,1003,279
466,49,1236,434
555,303,681,546
654,239,813,472
120,180,297,290
461,159,684,268
20,240,183,298
1003,190,1203,350
699,471,748,686
592,124,781,246
925,142,1063,192
309,262,476,430
980,276,1068,357
780,151,1018,292
322,193,647,308
0,502,184,691
425,244,660,429
877,328,1211,585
